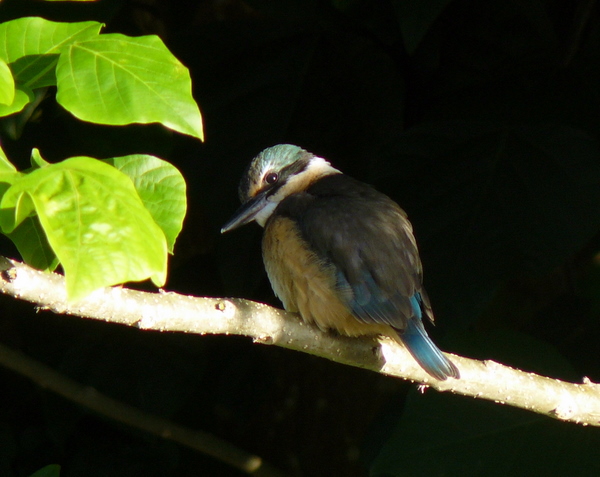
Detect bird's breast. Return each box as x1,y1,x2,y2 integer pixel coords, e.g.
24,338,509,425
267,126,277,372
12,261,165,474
262,215,395,338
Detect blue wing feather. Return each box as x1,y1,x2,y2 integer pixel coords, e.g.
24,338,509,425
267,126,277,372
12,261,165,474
338,270,459,380
402,311,460,380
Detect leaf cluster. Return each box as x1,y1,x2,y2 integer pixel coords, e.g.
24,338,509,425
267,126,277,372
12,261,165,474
0,17,199,299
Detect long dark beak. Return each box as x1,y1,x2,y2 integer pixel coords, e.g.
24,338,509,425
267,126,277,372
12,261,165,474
221,190,270,233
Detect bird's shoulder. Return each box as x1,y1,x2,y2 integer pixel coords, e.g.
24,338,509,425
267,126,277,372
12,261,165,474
274,173,406,222
271,173,422,287
273,174,412,251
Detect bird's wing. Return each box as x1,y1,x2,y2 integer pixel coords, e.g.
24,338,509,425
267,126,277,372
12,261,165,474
282,174,431,332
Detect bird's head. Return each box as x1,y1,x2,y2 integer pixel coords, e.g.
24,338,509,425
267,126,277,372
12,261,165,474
221,144,340,233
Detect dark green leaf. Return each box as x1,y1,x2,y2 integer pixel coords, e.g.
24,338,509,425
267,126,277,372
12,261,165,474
28,464,61,477
6,215,59,271
393,0,455,54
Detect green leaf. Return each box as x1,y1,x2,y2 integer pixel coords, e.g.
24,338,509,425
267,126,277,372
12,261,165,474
0,157,168,300
0,158,20,216
0,170,23,207
7,216,59,271
0,85,33,117
31,148,51,169
3,190,36,231
0,145,17,172
55,34,203,140
28,464,61,477
102,155,186,253
0,58,15,105
0,17,103,89
11,55,59,90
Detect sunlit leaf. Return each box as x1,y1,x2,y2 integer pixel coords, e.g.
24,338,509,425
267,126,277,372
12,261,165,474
103,155,187,253
0,157,168,299
0,17,102,89
56,34,203,140
30,148,51,169
0,145,17,172
0,85,33,117
0,58,15,105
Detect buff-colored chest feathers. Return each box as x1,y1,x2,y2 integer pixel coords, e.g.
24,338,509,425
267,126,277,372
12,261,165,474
262,216,396,339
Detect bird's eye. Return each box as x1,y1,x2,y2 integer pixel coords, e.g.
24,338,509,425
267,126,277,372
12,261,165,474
265,172,278,184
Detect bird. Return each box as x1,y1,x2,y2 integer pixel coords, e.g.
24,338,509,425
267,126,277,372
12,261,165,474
221,145,459,380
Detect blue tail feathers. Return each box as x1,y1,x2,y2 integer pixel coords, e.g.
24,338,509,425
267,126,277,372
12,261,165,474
399,318,460,380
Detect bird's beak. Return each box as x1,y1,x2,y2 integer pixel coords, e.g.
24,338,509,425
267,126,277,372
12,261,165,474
221,189,270,233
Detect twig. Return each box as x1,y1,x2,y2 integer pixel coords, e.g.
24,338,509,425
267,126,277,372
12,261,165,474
0,256,600,427
0,343,287,476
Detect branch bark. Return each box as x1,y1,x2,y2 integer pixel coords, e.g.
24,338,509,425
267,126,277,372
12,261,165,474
1,256,599,428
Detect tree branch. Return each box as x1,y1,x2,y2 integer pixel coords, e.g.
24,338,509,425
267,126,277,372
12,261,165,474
0,342,287,477
1,256,599,427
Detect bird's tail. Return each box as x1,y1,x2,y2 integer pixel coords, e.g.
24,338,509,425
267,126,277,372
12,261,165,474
398,319,459,380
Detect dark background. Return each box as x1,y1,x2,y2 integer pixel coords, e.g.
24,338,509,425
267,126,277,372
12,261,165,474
1,0,600,475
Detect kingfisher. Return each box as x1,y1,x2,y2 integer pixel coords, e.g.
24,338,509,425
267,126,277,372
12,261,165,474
221,145,459,380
